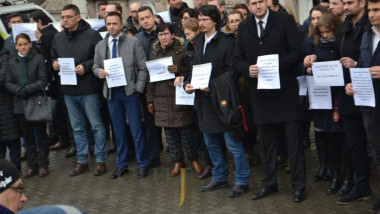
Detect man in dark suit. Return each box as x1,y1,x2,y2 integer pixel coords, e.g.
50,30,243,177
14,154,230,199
234,0,306,203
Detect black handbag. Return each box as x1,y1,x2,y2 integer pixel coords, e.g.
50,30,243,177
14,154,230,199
22,83,57,122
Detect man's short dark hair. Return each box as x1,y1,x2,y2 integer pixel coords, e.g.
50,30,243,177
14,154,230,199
106,11,123,23
109,3,123,14
196,5,221,29
180,8,196,19
97,1,108,9
30,10,52,26
271,0,280,6
8,12,21,20
62,4,80,15
137,6,154,15
313,0,330,6
157,22,174,34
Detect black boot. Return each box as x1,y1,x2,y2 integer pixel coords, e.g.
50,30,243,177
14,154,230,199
326,167,342,195
314,131,329,182
337,169,354,197
323,166,332,181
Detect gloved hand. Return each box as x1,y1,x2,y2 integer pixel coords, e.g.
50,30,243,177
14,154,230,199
147,103,154,115
168,65,180,74
17,87,28,99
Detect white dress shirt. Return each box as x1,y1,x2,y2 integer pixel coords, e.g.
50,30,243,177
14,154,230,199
254,9,270,38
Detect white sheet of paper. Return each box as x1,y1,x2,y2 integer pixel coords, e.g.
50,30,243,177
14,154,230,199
307,76,332,109
157,11,171,23
297,76,308,96
191,63,212,89
311,61,344,86
58,58,77,85
350,68,376,107
86,19,105,30
257,54,280,89
104,57,127,88
146,57,175,82
175,84,195,105
12,23,37,42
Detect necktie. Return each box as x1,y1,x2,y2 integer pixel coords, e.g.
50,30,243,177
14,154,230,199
258,20,264,38
18,56,27,86
112,39,117,58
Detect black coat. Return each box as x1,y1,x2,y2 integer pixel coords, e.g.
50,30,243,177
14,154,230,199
184,31,235,134
5,51,48,114
234,10,303,125
0,49,20,142
335,14,372,115
51,19,103,96
135,27,158,60
36,24,58,83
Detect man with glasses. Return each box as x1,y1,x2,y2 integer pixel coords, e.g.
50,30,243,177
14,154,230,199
184,5,250,198
0,158,27,214
51,4,106,177
127,2,142,33
4,13,23,57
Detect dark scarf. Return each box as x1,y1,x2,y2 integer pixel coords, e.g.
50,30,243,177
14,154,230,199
18,54,28,86
0,205,15,214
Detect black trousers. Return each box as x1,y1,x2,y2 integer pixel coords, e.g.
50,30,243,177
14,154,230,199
325,132,353,173
17,115,49,170
0,140,21,169
257,120,306,191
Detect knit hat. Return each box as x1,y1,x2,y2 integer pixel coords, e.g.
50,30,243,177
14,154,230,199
0,158,20,193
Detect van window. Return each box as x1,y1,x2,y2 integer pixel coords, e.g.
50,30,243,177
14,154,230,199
1,9,36,34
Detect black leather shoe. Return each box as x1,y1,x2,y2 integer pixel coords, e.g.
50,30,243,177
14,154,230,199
137,168,148,179
252,185,278,200
65,147,77,158
337,190,372,205
336,178,353,196
293,190,306,203
110,167,129,179
201,180,229,192
228,185,249,198
326,178,342,195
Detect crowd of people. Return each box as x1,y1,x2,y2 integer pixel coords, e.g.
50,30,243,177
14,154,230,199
1,0,380,213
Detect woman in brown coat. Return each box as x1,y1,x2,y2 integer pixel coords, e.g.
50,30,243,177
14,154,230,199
146,23,201,176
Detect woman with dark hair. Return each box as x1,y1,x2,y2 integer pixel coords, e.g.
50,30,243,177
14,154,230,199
0,36,21,170
5,33,49,178
304,13,354,196
146,23,202,176
232,4,249,20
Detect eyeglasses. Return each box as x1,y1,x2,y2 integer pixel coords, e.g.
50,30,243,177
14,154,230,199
9,187,24,195
229,19,242,24
198,18,211,22
158,32,172,38
60,15,76,20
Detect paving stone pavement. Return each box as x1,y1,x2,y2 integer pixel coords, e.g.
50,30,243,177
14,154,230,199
18,142,380,214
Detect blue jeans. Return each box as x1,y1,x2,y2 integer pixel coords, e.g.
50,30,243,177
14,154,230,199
108,88,149,168
64,93,107,163
203,132,250,185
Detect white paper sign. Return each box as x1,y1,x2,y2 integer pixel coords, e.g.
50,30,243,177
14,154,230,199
104,57,127,88
176,84,195,105
297,75,308,96
191,63,212,89
58,58,77,85
257,54,280,89
311,61,344,86
157,11,171,23
86,19,105,30
12,23,37,42
146,57,175,82
307,76,332,109
350,68,376,107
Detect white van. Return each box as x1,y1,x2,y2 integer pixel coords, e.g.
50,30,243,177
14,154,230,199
0,0,56,38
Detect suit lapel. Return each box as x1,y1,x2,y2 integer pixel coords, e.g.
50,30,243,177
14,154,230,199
247,15,259,40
